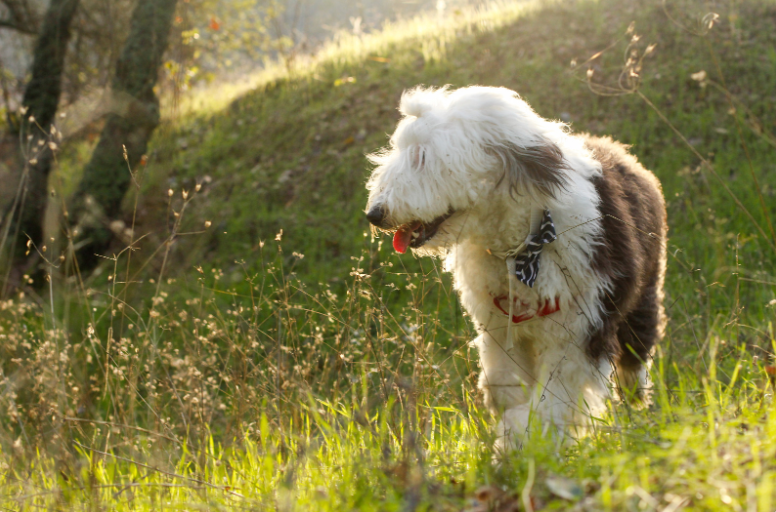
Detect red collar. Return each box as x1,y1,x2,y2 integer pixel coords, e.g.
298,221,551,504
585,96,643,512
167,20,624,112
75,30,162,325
493,295,560,324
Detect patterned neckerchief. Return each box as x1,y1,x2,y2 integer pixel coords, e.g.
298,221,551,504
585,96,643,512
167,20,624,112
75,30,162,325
513,209,556,288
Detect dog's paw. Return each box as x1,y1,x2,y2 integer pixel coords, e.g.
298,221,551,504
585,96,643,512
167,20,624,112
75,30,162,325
493,406,532,454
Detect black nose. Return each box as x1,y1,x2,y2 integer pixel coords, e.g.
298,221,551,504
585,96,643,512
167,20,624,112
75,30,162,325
366,204,387,227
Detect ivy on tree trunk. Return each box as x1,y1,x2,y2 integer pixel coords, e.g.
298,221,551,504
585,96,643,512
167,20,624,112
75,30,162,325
71,0,178,271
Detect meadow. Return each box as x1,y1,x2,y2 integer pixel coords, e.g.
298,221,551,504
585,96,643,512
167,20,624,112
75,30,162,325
2,0,776,509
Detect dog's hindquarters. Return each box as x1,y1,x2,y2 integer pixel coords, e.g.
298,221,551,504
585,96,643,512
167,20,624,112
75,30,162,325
582,135,668,405
615,261,666,404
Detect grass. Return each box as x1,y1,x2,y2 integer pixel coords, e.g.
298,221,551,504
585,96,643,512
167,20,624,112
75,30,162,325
2,0,776,509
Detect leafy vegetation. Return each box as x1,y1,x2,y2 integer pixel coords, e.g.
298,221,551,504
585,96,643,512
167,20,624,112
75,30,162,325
2,0,776,509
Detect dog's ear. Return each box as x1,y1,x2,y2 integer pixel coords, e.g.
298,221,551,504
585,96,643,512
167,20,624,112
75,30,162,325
491,139,570,198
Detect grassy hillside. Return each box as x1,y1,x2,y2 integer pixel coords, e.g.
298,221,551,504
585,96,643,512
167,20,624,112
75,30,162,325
3,0,776,509
141,0,776,290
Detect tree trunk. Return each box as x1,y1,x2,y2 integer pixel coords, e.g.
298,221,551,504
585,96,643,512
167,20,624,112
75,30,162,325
0,0,79,296
70,0,178,272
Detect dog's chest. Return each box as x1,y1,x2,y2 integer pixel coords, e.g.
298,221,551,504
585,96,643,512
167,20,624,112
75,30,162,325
448,244,545,319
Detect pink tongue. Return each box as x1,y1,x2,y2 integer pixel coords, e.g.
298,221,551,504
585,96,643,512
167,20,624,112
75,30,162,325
393,223,420,254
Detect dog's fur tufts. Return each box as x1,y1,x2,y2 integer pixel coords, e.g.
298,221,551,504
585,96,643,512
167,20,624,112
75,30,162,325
365,86,667,449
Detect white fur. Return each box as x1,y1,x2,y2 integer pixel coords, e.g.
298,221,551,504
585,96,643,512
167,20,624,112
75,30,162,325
366,86,618,450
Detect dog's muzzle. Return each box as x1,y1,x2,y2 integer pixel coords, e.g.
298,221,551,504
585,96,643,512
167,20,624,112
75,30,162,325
366,204,389,228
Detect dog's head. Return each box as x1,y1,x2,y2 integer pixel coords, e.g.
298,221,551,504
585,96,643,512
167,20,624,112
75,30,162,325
365,86,571,254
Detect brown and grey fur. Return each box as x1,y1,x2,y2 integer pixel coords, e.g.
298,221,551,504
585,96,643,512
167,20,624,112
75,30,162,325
582,135,667,404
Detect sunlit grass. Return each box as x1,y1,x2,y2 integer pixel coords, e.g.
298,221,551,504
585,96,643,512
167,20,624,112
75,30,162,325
2,281,775,510
167,0,544,119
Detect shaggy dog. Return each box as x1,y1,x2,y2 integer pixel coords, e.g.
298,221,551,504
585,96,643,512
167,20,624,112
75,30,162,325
364,86,667,448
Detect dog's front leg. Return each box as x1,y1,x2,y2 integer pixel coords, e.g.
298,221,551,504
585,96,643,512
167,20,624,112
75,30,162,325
473,323,538,448
497,336,613,450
